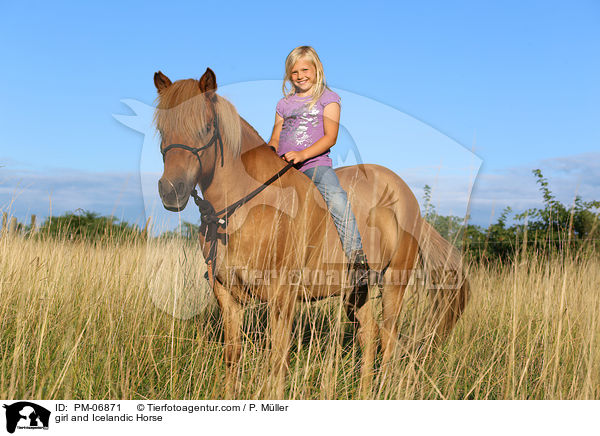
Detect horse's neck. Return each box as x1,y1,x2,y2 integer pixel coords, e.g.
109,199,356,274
238,116,266,155
201,117,284,209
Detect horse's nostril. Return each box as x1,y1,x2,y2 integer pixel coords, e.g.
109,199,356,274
176,182,185,194
158,179,165,196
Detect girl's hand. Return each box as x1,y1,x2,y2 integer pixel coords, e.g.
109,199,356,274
283,150,307,164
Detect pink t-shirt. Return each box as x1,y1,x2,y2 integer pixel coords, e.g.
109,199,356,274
276,88,341,171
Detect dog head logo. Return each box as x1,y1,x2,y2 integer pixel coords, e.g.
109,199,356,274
2,402,50,433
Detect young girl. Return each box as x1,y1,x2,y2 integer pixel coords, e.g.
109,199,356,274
268,46,369,287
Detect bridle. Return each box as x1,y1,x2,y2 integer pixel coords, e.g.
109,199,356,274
159,115,294,288
160,116,224,182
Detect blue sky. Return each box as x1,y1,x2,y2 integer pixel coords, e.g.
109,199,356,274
1,0,599,229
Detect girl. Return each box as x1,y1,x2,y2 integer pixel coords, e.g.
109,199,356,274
267,45,369,289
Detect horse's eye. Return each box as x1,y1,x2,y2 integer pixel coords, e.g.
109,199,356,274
199,124,211,137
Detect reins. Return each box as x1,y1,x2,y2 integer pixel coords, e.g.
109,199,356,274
161,116,294,287
190,161,294,287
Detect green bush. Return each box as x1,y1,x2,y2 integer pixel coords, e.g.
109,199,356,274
39,210,141,241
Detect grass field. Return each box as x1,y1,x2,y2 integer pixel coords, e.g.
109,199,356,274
0,232,598,399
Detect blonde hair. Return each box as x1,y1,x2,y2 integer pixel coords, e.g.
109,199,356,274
282,46,327,109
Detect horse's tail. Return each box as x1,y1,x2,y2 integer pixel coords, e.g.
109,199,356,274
417,219,469,339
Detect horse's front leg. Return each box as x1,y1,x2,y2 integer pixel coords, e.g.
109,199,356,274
267,285,296,399
212,280,244,399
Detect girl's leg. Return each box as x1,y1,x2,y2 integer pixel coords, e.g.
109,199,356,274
303,165,370,322
302,166,363,258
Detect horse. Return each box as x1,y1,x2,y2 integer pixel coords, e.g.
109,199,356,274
153,68,469,398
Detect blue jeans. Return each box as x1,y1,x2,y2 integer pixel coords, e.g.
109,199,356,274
302,166,363,258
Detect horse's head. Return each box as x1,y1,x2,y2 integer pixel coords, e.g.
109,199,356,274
154,68,236,211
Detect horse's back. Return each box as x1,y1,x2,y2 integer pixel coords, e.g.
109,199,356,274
335,164,423,269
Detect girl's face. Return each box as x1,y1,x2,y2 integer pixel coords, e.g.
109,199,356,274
290,58,316,95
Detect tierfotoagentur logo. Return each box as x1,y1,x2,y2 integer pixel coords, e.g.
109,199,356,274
2,402,50,434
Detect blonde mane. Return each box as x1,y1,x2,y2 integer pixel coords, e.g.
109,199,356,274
153,79,242,158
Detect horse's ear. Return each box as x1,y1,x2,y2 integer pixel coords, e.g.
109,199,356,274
154,71,172,93
199,68,217,96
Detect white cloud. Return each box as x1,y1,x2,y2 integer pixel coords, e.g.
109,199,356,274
2,151,597,231
466,152,600,226
0,168,146,225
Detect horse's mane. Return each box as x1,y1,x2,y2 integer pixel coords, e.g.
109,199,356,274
153,79,242,158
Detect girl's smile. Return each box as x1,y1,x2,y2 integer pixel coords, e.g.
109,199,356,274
291,59,316,96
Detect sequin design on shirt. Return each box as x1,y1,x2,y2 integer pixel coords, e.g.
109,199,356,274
280,103,320,148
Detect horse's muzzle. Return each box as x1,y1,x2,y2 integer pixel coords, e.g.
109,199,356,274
158,178,189,211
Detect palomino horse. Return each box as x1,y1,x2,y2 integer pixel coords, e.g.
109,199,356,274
154,68,469,397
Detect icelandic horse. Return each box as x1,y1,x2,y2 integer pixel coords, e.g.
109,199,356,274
154,68,469,398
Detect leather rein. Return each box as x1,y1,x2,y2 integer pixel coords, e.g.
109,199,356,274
161,116,294,287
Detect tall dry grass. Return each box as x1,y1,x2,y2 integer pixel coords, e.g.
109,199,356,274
0,231,598,399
